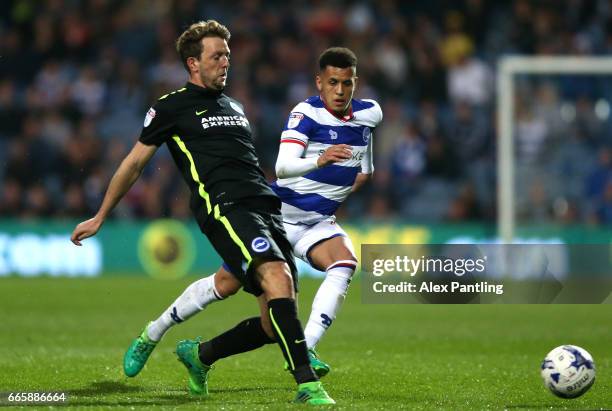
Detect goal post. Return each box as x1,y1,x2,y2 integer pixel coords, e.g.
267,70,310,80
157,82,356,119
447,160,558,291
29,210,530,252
496,56,612,243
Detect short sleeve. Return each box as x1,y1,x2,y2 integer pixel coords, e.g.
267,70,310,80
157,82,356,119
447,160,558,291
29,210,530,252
139,103,174,146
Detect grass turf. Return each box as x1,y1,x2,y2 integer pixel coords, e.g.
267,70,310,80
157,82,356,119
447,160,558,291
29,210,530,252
0,277,610,410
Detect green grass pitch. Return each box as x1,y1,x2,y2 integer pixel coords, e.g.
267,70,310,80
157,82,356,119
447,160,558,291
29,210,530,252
1,277,610,410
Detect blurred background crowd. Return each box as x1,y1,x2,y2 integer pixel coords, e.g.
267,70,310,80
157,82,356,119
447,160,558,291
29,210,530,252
0,0,610,225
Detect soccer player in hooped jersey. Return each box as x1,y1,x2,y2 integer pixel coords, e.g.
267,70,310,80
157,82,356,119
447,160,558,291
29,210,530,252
271,46,382,360
123,46,382,387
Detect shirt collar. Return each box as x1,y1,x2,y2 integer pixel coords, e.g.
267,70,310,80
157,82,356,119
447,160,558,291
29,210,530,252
186,81,224,97
320,96,354,122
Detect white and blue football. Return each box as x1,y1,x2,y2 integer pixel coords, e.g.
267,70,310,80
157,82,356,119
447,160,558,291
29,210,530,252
541,345,596,398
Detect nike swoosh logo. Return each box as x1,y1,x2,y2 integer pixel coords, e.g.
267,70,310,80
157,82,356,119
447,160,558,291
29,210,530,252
294,339,306,344
195,109,207,115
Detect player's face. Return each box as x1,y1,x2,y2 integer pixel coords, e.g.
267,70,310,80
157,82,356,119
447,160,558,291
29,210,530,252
316,66,357,115
193,36,230,90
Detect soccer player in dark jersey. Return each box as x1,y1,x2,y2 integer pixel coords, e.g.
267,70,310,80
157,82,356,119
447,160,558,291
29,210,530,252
70,20,334,405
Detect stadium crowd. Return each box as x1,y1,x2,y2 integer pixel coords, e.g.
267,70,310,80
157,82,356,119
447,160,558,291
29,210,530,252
0,0,610,225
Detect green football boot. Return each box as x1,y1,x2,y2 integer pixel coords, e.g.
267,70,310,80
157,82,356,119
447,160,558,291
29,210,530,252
123,323,157,377
285,348,331,378
307,348,331,378
175,338,212,396
294,381,336,405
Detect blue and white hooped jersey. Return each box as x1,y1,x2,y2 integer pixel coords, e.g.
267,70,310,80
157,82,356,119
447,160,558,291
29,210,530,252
271,96,383,224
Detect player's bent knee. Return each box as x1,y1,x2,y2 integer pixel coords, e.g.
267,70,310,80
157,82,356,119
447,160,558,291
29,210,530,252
217,281,240,298
258,267,294,299
214,269,241,298
261,273,294,298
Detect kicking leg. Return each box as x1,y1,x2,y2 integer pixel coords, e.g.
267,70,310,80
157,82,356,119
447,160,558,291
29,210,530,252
148,266,240,341
123,266,241,377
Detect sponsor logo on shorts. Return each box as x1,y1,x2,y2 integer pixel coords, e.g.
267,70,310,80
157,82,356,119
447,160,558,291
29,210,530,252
251,237,270,253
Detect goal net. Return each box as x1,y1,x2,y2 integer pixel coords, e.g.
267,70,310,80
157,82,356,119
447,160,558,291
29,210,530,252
496,56,612,242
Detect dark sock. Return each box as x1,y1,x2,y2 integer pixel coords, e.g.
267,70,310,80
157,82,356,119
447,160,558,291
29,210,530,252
268,298,317,384
198,317,274,366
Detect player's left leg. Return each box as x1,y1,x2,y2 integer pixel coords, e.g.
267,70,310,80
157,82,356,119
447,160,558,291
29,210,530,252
147,266,241,341
303,234,357,350
123,267,241,377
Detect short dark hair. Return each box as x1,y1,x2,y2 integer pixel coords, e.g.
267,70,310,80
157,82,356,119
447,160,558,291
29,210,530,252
318,47,357,71
176,20,231,72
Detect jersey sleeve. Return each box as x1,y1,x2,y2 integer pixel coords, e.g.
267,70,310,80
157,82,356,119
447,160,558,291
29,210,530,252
275,142,319,179
280,104,316,147
361,134,374,174
138,102,175,146
362,99,383,126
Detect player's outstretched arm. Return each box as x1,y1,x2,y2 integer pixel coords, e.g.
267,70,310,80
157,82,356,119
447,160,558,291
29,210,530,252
71,142,158,245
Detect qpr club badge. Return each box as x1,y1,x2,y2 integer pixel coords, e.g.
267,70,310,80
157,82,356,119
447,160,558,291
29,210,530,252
362,127,371,143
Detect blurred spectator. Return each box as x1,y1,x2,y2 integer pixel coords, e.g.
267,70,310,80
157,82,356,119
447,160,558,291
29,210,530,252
0,178,23,217
390,123,427,182
519,178,553,223
71,66,106,116
389,123,426,210
446,50,493,107
591,181,612,225
574,95,604,144
0,78,24,137
446,101,489,165
515,105,549,165
447,182,483,221
585,148,612,200
374,99,404,164
425,133,458,179
441,11,493,107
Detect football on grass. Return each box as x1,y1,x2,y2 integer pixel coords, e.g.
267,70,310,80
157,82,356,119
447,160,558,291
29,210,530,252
541,345,595,398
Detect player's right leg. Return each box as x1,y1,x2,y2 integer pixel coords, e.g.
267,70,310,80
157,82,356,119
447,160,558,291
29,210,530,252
288,219,357,377
303,234,357,350
123,266,241,377
255,260,335,405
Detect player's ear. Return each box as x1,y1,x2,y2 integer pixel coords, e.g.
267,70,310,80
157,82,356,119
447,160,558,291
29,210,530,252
316,75,322,92
187,56,199,74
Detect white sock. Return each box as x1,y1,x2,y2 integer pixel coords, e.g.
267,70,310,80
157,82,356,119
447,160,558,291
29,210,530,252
146,274,223,342
304,260,356,348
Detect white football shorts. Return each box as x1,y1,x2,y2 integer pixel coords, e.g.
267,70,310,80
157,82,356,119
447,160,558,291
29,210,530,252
283,217,353,264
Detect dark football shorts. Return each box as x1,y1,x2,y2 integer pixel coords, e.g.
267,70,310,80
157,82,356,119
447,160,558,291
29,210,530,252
199,196,298,296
